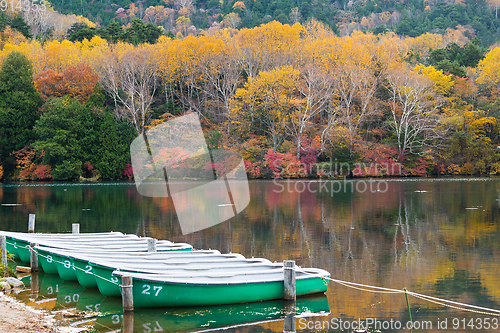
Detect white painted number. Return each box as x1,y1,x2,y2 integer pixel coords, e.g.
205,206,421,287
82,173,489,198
111,314,121,325
85,303,100,312
46,285,59,295
142,284,162,296
47,255,53,263
64,294,79,304
85,265,92,274
142,284,150,295
63,260,75,270
142,322,163,333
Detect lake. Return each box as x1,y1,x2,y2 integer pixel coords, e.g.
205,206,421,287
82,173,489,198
1,178,500,332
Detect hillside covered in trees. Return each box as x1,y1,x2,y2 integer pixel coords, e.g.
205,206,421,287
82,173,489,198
1,1,500,181
48,0,500,46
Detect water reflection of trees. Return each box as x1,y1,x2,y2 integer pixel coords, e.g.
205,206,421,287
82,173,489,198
2,180,500,322
170,180,500,319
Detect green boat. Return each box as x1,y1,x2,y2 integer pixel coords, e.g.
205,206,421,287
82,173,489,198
36,246,200,278
113,267,329,308
95,294,330,332
91,255,251,297
14,240,32,264
75,289,107,313
37,248,60,275
53,281,85,311
4,232,130,264
15,273,63,308
3,232,126,261
5,239,19,260
38,273,65,298
3,231,192,264
71,250,228,289
35,245,231,288
54,253,79,281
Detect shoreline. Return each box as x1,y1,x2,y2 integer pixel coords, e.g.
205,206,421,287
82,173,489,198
0,292,87,333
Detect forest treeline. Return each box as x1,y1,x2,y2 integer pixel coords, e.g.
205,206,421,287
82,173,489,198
45,0,500,47
1,18,500,181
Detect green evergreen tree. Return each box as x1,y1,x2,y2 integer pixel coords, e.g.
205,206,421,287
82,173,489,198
0,51,42,173
10,15,32,39
396,20,412,35
33,98,88,180
125,18,162,45
104,21,126,42
436,59,467,77
0,12,8,31
95,112,133,179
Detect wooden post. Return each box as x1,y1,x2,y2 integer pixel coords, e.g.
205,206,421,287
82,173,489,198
121,275,134,312
147,238,157,252
72,223,80,234
30,243,38,272
28,214,35,233
122,311,134,333
283,300,296,333
0,235,7,266
284,260,296,301
30,272,39,301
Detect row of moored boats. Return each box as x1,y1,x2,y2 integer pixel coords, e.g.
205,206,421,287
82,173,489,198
2,231,330,308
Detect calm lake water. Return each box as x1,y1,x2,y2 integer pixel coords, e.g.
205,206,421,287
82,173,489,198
1,178,500,332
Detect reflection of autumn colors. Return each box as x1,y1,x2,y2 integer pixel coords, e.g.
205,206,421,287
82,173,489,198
161,180,500,327
1,180,500,331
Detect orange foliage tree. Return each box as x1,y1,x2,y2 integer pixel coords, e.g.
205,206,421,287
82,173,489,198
34,63,98,104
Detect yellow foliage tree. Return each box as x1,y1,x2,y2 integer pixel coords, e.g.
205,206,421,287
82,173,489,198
475,47,500,92
405,33,445,60
414,64,454,95
230,66,301,152
235,21,303,78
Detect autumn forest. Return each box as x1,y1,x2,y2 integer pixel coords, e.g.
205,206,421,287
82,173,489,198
1,0,500,181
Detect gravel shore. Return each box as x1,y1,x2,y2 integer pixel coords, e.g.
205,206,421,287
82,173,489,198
0,292,87,333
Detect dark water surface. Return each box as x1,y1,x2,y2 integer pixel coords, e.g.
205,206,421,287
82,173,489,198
1,178,500,332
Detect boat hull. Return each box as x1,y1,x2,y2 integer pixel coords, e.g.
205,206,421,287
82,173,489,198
38,249,59,274
73,257,98,289
92,263,122,297
55,254,78,281
15,240,31,264
5,237,19,260
128,275,329,308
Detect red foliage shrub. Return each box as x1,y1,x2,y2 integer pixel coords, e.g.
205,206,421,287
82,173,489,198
33,165,53,180
123,163,134,179
300,147,318,174
83,161,94,171
18,164,52,180
244,160,263,178
353,144,401,177
264,150,307,178
18,164,36,180
405,158,431,176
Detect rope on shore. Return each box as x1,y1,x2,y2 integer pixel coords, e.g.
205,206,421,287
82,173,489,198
296,268,500,317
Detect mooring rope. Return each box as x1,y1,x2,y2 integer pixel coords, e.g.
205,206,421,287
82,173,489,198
14,242,500,317
29,246,121,286
296,268,500,317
